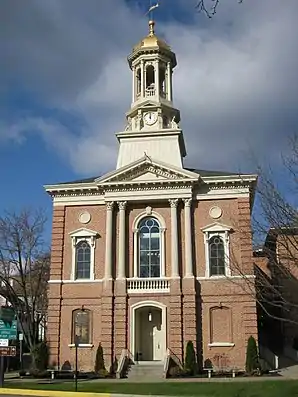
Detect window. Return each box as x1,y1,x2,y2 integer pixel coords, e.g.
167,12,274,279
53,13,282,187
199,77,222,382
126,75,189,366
209,236,225,276
75,241,91,279
139,217,161,278
201,222,232,278
209,306,234,347
72,309,91,345
69,228,98,281
136,68,141,97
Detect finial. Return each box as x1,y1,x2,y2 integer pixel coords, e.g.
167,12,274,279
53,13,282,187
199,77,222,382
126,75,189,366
149,20,155,36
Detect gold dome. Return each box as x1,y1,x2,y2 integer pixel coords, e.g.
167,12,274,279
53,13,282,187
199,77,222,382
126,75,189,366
133,20,171,52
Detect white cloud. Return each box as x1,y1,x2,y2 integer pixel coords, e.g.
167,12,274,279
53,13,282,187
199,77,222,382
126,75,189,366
1,0,298,175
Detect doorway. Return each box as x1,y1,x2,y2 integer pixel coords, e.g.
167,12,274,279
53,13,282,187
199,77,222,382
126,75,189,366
132,304,166,361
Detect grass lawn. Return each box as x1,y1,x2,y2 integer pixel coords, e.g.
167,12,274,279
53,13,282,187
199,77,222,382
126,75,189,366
5,380,298,397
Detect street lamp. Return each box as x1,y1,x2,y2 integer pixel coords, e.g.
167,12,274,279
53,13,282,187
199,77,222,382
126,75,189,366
74,335,79,392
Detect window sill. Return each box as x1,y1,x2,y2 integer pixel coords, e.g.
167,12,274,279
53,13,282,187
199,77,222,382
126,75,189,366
208,343,235,347
63,279,101,284
68,344,94,348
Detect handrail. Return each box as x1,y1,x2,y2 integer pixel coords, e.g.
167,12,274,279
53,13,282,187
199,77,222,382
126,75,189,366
116,349,127,379
163,348,171,377
163,347,184,378
168,347,184,369
116,349,135,379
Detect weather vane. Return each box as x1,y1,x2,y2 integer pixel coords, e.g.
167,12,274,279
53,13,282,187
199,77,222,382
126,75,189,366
145,0,160,20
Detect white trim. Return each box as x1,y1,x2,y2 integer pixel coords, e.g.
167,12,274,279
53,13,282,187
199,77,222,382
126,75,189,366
197,275,255,281
127,277,170,293
202,223,232,278
201,222,233,233
130,301,167,361
196,192,250,200
96,156,199,185
69,228,98,238
208,342,235,347
51,191,251,207
68,344,94,348
69,228,98,281
48,279,103,284
132,212,166,278
132,211,166,230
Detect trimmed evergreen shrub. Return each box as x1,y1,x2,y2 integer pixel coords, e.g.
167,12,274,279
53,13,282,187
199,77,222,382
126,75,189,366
245,336,259,374
94,343,105,374
184,340,197,375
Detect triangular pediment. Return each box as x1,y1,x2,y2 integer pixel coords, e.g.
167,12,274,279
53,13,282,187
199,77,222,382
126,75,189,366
201,222,233,233
96,157,199,186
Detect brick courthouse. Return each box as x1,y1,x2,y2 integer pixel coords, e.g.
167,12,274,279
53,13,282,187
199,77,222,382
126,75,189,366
45,20,258,374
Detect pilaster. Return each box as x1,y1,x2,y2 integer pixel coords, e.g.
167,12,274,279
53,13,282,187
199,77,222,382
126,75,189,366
47,206,66,369
101,279,114,367
182,277,197,350
169,278,183,361
114,279,128,359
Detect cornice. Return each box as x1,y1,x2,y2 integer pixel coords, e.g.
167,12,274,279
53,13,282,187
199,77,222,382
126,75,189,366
104,180,194,193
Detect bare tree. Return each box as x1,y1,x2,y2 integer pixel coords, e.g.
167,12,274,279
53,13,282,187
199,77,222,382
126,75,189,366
229,134,298,348
0,209,50,367
196,0,243,18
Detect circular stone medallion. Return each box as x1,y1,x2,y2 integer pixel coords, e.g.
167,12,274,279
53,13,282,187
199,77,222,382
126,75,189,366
79,211,91,224
209,206,222,219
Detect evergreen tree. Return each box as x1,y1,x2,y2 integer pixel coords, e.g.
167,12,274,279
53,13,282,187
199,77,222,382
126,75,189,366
245,336,259,374
94,343,105,374
184,341,197,375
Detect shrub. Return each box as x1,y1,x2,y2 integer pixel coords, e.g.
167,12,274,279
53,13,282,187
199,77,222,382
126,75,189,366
245,336,259,374
61,360,71,370
32,342,49,371
184,341,197,376
94,343,105,374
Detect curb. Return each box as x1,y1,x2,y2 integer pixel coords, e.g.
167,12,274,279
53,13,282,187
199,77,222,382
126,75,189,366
0,389,110,397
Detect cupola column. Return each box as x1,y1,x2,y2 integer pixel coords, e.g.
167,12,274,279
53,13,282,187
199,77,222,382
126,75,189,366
141,59,145,98
132,65,136,103
167,62,172,101
154,59,160,97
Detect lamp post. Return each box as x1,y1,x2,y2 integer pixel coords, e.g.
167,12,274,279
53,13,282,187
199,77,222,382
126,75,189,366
74,335,79,392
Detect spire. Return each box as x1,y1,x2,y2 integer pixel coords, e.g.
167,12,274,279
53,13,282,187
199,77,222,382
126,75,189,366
148,20,155,37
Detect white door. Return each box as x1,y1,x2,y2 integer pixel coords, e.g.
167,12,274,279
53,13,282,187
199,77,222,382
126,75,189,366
153,324,164,361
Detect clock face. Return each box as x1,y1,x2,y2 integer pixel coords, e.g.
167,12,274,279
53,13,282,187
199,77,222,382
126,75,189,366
144,112,157,126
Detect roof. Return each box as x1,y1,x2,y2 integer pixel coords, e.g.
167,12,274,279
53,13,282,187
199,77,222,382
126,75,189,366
133,20,171,53
185,168,240,177
50,167,243,187
59,176,99,185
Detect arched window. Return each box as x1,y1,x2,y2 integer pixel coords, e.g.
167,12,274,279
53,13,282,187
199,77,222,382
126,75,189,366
159,66,166,98
136,68,141,97
146,65,155,96
209,236,225,276
139,217,161,278
75,240,91,279
72,309,91,345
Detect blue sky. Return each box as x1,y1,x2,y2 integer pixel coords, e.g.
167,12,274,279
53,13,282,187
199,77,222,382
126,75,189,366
0,0,297,242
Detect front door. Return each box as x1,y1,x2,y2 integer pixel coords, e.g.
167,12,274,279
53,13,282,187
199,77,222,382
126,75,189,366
153,322,163,360
134,306,165,361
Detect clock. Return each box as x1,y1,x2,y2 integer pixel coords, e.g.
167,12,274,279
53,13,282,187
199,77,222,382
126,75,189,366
143,112,157,126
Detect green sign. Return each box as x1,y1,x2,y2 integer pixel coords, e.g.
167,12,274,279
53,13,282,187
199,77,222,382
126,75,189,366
0,320,17,340
0,307,16,323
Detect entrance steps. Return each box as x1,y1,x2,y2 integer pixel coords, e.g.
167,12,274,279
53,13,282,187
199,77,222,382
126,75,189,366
127,361,164,380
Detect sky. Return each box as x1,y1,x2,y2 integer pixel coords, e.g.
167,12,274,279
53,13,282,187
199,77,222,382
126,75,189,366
0,0,297,241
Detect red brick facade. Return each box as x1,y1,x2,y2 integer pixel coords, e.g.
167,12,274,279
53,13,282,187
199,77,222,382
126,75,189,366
47,197,258,372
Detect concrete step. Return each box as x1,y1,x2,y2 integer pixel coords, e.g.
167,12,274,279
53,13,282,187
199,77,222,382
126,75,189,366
128,362,164,380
